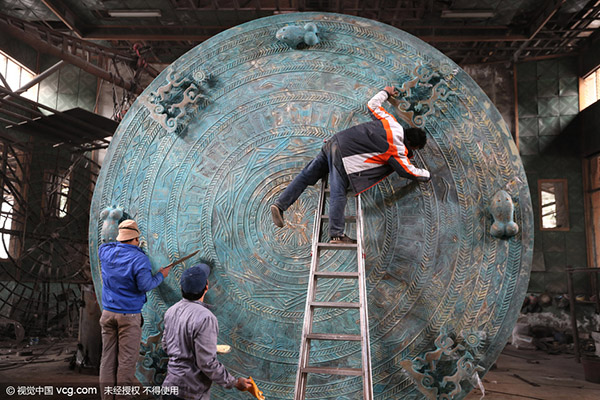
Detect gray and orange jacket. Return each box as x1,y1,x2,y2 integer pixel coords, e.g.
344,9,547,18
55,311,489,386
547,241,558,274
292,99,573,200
332,90,431,194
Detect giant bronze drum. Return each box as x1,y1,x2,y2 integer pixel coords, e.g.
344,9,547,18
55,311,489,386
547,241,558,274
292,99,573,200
89,12,533,400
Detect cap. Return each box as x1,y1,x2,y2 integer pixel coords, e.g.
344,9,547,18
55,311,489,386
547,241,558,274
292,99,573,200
181,263,211,294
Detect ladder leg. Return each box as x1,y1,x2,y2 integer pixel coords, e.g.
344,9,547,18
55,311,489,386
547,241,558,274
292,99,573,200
293,181,373,400
294,178,327,400
356,194,374,400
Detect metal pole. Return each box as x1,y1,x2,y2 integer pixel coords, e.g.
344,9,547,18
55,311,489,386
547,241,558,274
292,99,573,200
594,271,600,314
3,61,66,99
0,18,142,94
566,267,580,363
0,71,12,91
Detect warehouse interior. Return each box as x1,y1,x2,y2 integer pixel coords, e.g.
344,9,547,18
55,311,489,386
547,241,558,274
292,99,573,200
0,1,600,399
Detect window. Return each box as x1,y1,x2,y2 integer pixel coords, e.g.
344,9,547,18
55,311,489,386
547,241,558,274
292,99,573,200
0,196,13,259
539,179,569,230
0,142,26,260
585,154,600,268
0,50,38,101
44,170,70,218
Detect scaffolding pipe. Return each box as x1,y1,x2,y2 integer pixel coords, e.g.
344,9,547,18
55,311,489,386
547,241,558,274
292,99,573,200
4,61,67,99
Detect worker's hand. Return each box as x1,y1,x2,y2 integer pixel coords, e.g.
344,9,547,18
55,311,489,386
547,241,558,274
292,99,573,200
234,377,252,391
384,86,398,97
417,174,432,183
160,265,172,278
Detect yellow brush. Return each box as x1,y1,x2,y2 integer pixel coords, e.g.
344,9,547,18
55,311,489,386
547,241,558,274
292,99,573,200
245,377,265,400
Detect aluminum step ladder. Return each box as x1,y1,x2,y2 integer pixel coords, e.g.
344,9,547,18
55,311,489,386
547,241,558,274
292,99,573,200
293,178,373,400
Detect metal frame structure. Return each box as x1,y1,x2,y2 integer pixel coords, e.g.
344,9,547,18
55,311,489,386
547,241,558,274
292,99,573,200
0,137,99,336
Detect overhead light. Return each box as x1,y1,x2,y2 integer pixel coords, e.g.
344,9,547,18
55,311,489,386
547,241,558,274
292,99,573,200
441,10,494,19
107,9,162,18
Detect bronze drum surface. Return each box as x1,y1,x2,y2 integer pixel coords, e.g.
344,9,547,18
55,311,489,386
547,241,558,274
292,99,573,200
89,12,533,400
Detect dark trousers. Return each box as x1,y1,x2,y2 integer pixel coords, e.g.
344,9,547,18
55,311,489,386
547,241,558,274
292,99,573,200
275,140,350,237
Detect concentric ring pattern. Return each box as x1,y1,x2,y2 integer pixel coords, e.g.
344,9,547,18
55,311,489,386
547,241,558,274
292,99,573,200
89,12,533,400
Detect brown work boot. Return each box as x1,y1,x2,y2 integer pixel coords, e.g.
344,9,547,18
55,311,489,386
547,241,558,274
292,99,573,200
330,234,357,244
270,204,284,228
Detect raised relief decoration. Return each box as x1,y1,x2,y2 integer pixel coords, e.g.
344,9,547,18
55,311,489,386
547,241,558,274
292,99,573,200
400,331,486,400
142,67,208,134
490,189,519,239
99,206,123,243
394,64,456,127
276,23,320,48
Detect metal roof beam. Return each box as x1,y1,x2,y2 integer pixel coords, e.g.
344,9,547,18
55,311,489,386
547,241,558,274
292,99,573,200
83,31,214,41
420,35,527,42
40,0,83,38
0,13,144,94
513,0,566,61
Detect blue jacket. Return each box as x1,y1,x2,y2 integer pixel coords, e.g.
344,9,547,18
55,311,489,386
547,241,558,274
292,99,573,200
99,242,164,313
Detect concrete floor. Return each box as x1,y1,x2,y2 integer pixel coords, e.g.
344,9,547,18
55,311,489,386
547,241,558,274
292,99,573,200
465,345,600,400
0,338,99,400
0,339,599,399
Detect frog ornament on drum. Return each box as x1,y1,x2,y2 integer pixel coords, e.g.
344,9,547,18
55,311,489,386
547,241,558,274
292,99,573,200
276,22,320,48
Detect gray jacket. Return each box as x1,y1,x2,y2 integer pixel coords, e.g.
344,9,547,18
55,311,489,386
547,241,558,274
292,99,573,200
162,299,236,400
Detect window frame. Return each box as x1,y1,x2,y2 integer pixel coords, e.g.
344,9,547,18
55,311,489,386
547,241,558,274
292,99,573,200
538,178,570,231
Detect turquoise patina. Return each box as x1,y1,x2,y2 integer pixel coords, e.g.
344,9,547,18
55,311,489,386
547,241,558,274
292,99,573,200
89,12,533,400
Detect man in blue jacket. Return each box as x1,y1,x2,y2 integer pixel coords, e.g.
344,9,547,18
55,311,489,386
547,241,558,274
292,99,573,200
271,86,431,243
98,219,172,399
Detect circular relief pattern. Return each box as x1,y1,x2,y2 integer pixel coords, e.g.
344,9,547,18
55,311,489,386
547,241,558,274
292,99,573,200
89,12,533,400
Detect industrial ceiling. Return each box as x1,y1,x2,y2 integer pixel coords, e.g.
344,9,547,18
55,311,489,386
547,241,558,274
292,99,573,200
0,0,599,67
0,0,598,148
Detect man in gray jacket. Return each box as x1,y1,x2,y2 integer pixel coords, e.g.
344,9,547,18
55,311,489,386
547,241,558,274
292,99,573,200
161,263,251,400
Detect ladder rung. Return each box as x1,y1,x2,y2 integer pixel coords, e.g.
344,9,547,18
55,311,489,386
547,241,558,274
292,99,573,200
310,301,360,309
302,366,363,376
307,333,362,341
322,188,357,196
317,242,357,250
314,271,359,279
321,215,356,221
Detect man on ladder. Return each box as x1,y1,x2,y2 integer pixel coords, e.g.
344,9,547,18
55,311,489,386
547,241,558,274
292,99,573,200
270,86,431,240
271,86,432,399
